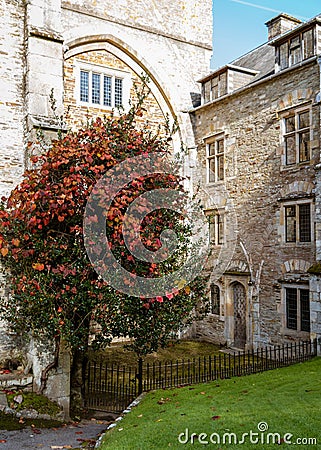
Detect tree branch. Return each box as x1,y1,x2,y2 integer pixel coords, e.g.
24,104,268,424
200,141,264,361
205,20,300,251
38,336,60,394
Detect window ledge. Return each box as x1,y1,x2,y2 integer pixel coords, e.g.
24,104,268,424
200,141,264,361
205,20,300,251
280,162,312,172
206,180,225,187
77,102,125,114
282,330,311,338
280,242,313,247
207,313,225,321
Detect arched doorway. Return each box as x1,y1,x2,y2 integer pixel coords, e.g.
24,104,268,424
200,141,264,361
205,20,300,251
233,282,247,348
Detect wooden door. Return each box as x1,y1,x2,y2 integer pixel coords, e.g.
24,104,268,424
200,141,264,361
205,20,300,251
233,282,246,348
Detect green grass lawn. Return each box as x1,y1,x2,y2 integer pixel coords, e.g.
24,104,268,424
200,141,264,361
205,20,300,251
100,358,321,449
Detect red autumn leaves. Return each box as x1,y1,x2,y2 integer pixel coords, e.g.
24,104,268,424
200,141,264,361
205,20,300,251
0,99,208,356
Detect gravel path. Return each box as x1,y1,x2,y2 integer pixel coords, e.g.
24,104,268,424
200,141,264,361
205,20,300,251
0,419,110,449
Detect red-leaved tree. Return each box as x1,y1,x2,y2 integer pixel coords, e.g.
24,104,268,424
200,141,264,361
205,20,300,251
0,90,208,407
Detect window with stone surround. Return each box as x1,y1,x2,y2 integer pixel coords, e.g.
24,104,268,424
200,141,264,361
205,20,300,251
210,283,220,315
76,62,131,110
206,136,224,183
283,201,312,243
277,28,315,71
282,108,311,166
205,209,224,245
285,286,310,332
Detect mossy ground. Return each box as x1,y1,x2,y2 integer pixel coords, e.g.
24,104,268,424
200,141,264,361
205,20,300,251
6,392,61,416
0,392,63,430
0,411,64,430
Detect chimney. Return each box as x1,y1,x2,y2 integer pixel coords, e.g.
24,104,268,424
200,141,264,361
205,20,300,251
265,13,302,41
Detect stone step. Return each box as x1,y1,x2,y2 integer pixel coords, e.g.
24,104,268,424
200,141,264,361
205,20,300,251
0,373,33,389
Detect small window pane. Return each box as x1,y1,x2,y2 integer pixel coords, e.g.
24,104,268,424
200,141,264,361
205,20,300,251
92,73,101,104
299,204,311,242
285,135,296,165
279,42,289,70
300,289,310,331
218,213,224,245
290,36,300,48
103,76,112,107
298,111,309,129
217,154,224,181
286,288,297,330
303,29,314,60
299,132,310,162
80,71,89,102
115,78,123,107
211,77,218,100
285,115,295,133
290,36,302,65
217,139,224,154
208,214,215,242
210,284,220,315
208,158,216,182
290,47,302,65
218,73,227,96
208,142,215,156
204,81,211,103
285,205,296,242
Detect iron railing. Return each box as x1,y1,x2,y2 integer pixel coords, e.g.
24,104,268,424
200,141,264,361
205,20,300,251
84,339,317,413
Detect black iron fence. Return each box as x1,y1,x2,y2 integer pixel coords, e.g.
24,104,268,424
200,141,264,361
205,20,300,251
84,339,317,413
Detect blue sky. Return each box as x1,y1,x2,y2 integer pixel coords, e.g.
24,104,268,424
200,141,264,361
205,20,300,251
212,0,321,69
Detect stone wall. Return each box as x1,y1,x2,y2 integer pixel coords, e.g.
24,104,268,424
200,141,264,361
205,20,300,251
190,60,320,348
0,0,213,190
0,0,213,200
0,0,26,200
61,0,212,147
62,0,212,47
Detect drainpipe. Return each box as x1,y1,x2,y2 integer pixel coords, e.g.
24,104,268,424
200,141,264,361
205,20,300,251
310,56,321,355
314,55,321,261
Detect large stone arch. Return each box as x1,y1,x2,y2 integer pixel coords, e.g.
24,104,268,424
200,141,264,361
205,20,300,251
63,33,190,149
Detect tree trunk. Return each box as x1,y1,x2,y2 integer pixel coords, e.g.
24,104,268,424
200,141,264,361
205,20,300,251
70,347,88,415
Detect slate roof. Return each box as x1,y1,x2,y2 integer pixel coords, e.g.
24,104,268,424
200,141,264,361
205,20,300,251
198,12,321,92
231,42,275,82
198,41,275,86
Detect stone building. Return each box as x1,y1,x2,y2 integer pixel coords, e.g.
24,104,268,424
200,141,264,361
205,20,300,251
0,0,212,200
2,0,321,417
189,13,321,352
0,0,212,414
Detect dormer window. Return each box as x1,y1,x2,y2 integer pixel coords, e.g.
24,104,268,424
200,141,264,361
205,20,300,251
276,28,315,71
202,72,227,103
199,66,258,105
